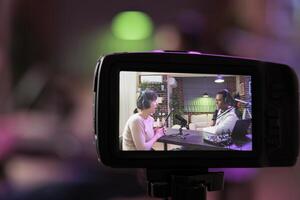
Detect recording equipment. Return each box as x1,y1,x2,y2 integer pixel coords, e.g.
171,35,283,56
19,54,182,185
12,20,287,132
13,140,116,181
234,98,251,105
221,89,230,104
164,108,175,127
169,114,189,139
234,98,252,119
93,51,299,168
174,114,187,127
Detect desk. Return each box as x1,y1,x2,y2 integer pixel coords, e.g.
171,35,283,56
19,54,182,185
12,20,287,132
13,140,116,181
158,128,252,151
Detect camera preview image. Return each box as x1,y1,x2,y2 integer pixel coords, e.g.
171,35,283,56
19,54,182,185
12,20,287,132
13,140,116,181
120,72,252,151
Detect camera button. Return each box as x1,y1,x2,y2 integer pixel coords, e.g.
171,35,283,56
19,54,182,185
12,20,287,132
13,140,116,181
268,118,280,128
267,137,280,147
267,109,279,118
267,126,282,151
148,182,169,197
270,84,284,99
268,128,280,138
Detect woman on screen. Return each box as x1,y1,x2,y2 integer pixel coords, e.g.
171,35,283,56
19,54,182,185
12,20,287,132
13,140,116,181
122,89,165,150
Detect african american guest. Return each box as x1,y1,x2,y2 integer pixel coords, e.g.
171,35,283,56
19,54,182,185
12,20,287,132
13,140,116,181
205,89,239,134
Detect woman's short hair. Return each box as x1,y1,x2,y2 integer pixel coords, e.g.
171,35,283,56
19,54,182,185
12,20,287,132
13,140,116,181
137,89,158,110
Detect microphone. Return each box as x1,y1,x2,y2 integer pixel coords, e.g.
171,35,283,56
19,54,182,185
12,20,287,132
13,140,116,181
164,108,175,127
234,98,251,106
165,108,175,122
175,114,187,126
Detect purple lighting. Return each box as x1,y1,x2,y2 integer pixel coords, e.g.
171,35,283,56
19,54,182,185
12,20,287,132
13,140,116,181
151,50,164,53
210,168,257,183
188,51,202,55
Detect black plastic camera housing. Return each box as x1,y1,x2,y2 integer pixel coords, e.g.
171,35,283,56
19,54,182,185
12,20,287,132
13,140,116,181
93,51,299,168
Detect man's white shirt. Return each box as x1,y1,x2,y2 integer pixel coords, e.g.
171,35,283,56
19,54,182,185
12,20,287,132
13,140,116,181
202,106,239,135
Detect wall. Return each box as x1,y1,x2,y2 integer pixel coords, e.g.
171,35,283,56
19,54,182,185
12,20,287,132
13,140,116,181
119,71,137,135
181,76,237,109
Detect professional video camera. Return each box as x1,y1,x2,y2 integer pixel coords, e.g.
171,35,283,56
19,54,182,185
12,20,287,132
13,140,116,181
93,51,299,199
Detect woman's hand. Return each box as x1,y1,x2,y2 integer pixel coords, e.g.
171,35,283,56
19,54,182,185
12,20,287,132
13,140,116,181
154,127,165,139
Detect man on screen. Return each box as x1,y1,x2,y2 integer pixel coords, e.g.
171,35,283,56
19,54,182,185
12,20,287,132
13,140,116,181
204,89,239,134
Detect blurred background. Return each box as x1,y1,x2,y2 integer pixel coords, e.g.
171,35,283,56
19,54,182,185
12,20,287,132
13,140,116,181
0,0,300,199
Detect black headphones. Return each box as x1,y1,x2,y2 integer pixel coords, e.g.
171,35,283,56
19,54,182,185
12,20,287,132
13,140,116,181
221,89,231,105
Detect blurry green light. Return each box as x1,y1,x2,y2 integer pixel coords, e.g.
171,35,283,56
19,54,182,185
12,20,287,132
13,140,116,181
112,11,153,40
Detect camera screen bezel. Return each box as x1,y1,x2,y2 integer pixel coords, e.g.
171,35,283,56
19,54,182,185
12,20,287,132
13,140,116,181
95,53,265,167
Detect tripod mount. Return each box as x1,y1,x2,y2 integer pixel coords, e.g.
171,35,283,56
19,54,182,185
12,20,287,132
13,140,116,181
147,168,224,200
169,125,189,139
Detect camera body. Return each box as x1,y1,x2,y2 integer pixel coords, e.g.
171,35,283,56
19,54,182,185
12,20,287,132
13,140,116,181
93,51,299,168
